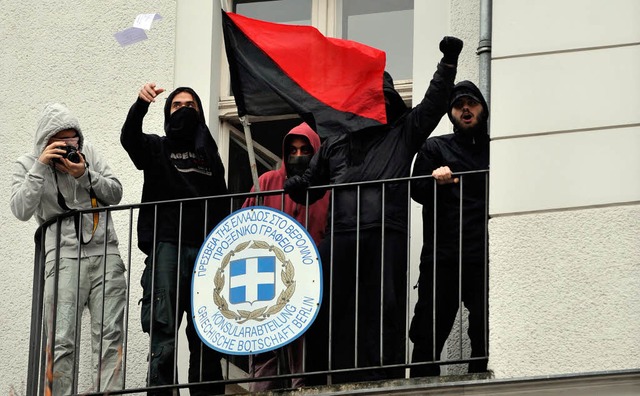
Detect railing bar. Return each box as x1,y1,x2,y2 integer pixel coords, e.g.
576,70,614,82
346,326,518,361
27,228,46,396
147,204,159,387
301,189,310,375
458,176,464,361
173,202,184,385
47,219,62,396
224,355,230,381
80,359,497,396
354,185,361,368
405,179,412,366
98,211,112,390
432,180,438,364
72,214,84,393
52,170,487,215
327,188,335,385
38,253,47,396
280,191,285,212
224,169,234,383
379,183,385,366
43,170,487,217
122,207,135,388
484,172,490,357
199,199,210,382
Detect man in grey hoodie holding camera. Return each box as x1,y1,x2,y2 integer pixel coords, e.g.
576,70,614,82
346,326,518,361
10,103,126,394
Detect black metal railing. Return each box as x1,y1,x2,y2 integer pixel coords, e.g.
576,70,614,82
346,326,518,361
27,170,489,395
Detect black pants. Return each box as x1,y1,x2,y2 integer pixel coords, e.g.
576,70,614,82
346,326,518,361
409,253,488,377
141,242,224,395
305,228,408,384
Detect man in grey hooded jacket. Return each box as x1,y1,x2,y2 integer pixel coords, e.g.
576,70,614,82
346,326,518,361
10,103,126,394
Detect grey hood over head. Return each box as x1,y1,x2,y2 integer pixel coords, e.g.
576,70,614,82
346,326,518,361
34,103,84,155
11,103,122,262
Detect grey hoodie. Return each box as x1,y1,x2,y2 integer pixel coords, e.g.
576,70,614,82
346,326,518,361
10,103,122,261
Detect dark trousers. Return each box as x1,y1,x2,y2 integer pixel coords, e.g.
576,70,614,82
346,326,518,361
409,253,488,377
305,228,408,385
249,336,305,391
141,242,224,395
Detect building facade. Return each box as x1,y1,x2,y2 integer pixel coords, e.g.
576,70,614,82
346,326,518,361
1,0,638,393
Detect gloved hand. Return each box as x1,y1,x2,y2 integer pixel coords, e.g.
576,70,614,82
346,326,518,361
284,175,309,204
439,36,463,66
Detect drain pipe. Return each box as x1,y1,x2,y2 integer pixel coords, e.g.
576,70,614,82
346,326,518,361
477,0,492,110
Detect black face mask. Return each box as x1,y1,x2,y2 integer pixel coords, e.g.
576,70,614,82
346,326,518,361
286,154,312,177
167,107,200,141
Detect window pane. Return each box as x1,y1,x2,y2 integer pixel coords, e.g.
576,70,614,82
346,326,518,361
226,117,303,198
235,0,312,25
229,1,312,95
341,0,414,80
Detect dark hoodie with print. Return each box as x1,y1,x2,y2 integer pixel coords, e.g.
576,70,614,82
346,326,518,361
411,80,489,265
121,87,229,254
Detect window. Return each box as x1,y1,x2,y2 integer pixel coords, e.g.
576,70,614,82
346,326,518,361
226,117,302,206
339,0,414,80
235,0,312,24
220,0,415,199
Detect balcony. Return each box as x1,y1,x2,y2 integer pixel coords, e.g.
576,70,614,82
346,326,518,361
25,171,640,395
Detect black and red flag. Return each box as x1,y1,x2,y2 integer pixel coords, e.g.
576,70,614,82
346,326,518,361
221,10,387,138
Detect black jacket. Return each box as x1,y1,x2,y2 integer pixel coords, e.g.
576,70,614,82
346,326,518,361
411,80,489,264
298,63,456,233
121,90,228,254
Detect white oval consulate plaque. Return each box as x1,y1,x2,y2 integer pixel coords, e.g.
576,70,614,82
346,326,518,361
191,206,322,355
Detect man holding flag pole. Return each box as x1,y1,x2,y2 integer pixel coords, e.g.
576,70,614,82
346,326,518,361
222,9,461,384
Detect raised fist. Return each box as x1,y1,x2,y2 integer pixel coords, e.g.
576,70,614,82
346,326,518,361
439,36,463,66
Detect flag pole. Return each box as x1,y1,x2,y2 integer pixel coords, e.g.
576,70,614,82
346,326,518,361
240,115,261,193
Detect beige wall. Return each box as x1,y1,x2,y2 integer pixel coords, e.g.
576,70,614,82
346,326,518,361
0,0,176,392
490,205,640,377
0,1,485,391
5,0,637,391
489,0,640,377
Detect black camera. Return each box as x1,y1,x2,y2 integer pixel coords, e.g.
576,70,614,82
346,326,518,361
57,145,81,163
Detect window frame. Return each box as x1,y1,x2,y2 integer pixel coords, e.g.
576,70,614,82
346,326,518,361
217,0,414,193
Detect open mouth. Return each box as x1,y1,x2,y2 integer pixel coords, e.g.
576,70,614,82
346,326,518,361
462,113,473,121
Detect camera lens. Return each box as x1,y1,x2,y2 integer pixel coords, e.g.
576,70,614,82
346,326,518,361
60,146,81,163
67,151,81,163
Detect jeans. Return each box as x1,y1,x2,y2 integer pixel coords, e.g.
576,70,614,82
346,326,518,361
44,254,126,395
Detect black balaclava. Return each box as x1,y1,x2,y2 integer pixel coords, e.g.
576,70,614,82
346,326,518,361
447,80,489,137
282,122,320,178
167,107,200,142
164,87,207,143
286,153,313,178
283,134,313,178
